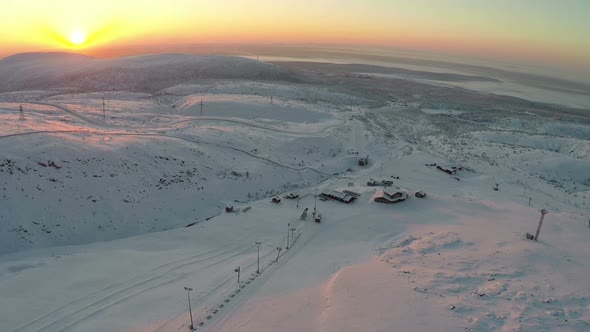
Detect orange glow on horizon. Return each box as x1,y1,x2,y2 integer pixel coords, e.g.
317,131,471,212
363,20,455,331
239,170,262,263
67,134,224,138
0,0,588,69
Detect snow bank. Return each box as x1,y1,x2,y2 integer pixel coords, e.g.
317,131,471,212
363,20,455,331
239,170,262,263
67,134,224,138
380,203,590,331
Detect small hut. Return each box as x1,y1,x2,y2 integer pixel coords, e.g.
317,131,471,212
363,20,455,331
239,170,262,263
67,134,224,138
374,189,408,204
436,165,462,175
319,190,357,204
358,156,369,166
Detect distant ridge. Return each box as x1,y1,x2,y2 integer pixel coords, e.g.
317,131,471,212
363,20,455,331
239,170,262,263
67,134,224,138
1,52,94,63
0,52,299,93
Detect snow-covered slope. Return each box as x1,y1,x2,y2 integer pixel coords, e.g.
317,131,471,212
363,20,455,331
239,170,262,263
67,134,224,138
0,55,589,332
0,87,359,254
0,133,332,253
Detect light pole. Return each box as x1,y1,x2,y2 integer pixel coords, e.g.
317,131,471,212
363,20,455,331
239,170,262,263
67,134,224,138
290,227,296,246
313,191,318,218
286,223,290,249
255,241,262,273
275,246,282,262
184,287,194,330
234,266,241,283
314,192,318,211
534,209,548,241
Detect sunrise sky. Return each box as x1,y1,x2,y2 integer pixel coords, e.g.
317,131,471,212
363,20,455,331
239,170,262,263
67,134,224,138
1,0,588,68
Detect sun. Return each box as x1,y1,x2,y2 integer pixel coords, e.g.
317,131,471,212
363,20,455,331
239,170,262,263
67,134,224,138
68,30,87,46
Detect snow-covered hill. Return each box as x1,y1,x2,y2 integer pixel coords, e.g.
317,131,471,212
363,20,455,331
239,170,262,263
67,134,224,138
0,55,589,332
0,87,360,254
0,52,298,93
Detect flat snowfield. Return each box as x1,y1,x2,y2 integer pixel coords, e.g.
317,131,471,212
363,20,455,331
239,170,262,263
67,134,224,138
0,53,589,332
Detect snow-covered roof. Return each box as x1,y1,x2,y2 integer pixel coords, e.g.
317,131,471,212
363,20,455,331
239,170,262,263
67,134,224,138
438,165,459,170
383,188,404,197
324,190,348,200
321,190,356,203
375,189,408,203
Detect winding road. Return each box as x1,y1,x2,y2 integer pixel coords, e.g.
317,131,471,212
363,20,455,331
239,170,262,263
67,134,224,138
1,100,354,177
21,102,348,137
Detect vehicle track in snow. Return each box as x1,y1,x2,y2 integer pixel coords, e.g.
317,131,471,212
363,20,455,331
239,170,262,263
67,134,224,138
26,102,111,128
11,241,251,332
202,218,320,332
155,216,311,331
55,245,257,332
152,242,284,332
19,102,348,138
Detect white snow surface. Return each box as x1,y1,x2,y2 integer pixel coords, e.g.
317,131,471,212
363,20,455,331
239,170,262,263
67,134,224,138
0,54,589,332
